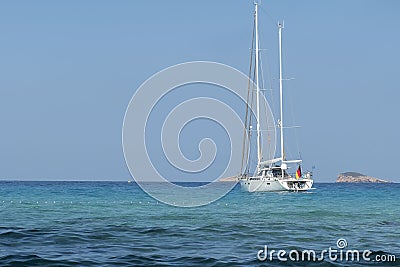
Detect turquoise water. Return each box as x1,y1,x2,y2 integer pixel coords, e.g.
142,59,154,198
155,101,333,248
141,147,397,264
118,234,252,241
0,181,399,266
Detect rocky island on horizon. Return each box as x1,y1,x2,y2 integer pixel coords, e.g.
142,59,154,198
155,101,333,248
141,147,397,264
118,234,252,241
336,172,391,183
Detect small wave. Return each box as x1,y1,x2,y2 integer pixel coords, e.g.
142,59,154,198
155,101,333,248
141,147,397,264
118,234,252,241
378,221,400,226
107,254,251,267
0,228,45,239
0,254,82,267
0,230,31,239
140,227,170,235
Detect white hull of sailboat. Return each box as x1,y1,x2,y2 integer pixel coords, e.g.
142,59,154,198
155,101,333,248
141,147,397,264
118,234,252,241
239,177,313,192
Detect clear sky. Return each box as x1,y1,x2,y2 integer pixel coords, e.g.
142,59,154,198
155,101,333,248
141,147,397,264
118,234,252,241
0,0,399,182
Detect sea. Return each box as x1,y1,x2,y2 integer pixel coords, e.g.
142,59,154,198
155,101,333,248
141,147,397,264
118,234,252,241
0,181,398,266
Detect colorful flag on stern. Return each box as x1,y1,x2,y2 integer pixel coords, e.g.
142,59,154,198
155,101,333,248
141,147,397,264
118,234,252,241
296,166,302,179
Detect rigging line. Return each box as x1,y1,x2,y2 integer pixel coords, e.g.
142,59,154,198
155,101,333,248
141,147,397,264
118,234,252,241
240,55,253,172
257,20,265,95
246,63,257,174
247,133,258,175
259,52,275,162
245,136,253,174
246,33,258,174
248,129,275,132
258,36,277,164
246,60,257,174
242,12,256,175
256,0,278,128
259,51,266,99
278,32,302,161
247,14,258,173
285,74,302,159
257,5,278,125
262,97,274,162
240,61,252,173
260,43,277,127
258,4,278,25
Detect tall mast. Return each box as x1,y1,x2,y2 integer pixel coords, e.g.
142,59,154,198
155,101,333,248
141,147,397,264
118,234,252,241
278,22,284,163
255,3,262,170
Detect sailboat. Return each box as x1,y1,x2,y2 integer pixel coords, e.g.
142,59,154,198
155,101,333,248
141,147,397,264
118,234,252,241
238,3,314,192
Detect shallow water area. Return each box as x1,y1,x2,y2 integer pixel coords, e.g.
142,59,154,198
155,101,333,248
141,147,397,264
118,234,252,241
0,181,398,266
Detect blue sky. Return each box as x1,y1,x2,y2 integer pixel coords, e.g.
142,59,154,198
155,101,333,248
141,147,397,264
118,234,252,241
0,0,399,182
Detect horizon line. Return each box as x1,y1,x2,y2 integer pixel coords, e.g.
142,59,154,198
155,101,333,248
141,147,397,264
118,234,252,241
1,179,395,184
